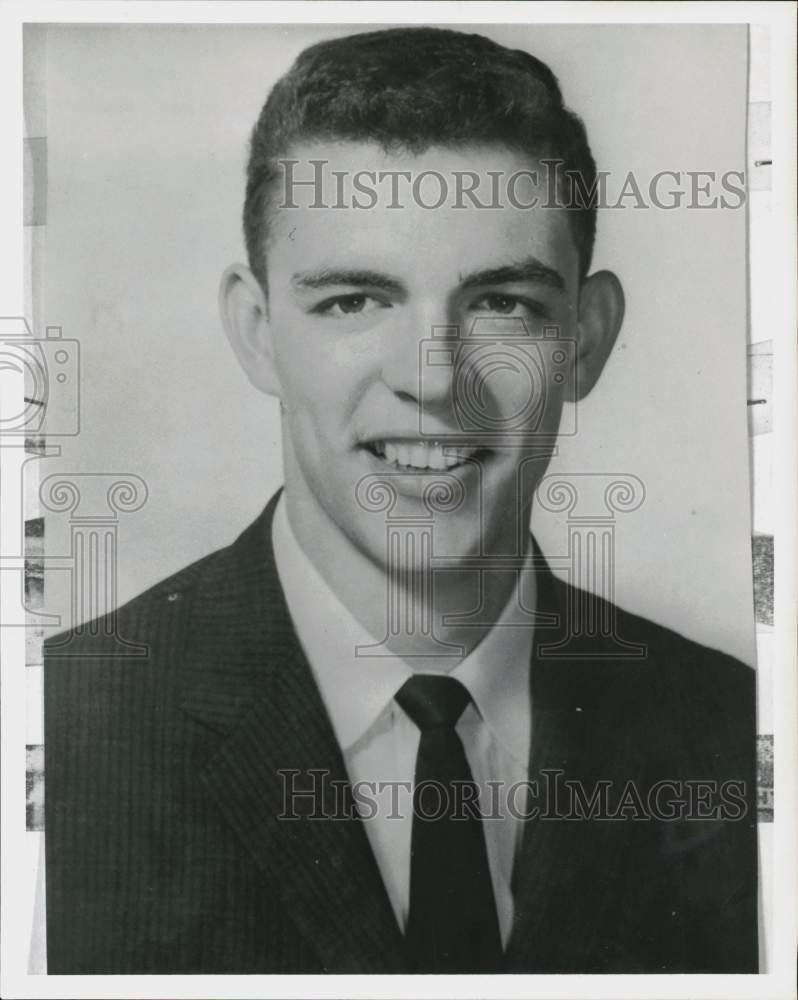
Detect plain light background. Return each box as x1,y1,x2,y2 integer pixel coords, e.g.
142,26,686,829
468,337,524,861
29,22,755,663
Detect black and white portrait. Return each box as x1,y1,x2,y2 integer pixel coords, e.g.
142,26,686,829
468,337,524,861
6,8,794,994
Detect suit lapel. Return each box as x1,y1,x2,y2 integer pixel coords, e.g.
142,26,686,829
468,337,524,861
505,554,616,970
504,556,574,968
179,499,630,972
181,494,407,972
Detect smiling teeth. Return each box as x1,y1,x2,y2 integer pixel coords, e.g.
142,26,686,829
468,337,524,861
373,440,477,470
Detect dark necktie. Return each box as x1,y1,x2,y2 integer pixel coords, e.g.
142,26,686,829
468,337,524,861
395,674,503,972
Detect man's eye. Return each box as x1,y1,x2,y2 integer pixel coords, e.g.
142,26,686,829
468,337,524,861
475,294,520,315
468,293,548,320
313,294,387,317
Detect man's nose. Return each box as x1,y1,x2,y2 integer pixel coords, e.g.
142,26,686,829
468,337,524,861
380,311,457,411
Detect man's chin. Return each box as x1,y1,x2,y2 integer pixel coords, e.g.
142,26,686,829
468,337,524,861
356,521,485,572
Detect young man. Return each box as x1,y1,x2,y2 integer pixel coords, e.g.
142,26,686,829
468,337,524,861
45,27,757,974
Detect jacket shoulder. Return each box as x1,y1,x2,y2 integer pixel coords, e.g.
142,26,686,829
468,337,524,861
547,576,756,767
610,594,755,703
552,572,755,680
43,537,236,660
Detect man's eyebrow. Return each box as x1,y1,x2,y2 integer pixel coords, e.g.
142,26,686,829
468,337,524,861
459,258,566,292
291,268,405,294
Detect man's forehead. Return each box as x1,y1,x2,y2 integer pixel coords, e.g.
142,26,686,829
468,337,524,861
268,221,577,292
266,139,580,285
271,138,564,207
288,257,568,295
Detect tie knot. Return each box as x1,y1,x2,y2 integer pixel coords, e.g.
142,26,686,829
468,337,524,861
395,675,472,732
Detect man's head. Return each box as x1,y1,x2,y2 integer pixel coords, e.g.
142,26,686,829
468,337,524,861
243,27,598,289
221,27,623,576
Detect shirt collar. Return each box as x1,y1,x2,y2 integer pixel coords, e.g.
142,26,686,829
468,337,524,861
272,495,534,766
450,585,534,766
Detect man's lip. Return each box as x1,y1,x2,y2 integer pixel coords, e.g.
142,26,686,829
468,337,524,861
358,441,492,461
358,436,490,449
360,445,486,476
359,442,492,474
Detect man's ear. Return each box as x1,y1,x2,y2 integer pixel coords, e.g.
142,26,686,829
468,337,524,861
219,263,282,397
571,270,625,400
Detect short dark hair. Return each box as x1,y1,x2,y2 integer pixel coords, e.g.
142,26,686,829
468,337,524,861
244,27,597,284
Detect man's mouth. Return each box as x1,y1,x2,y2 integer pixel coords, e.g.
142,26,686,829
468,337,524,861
364,439,482,471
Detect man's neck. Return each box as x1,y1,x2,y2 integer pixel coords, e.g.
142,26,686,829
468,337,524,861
281,487,532,671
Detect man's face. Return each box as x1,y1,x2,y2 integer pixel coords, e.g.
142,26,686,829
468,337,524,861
258,142,583,566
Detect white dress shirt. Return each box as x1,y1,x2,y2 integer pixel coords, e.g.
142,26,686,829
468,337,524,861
272,496,536,946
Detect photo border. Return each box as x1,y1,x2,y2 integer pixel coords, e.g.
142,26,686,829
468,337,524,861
1,3,795,999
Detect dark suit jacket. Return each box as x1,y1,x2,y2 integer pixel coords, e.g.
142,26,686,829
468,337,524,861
45,491,758,973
